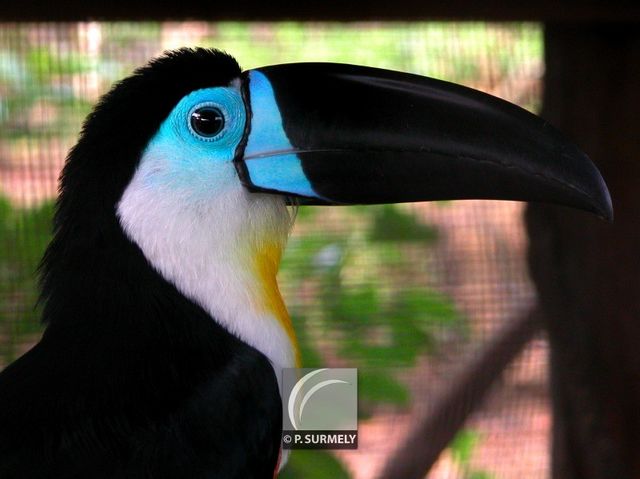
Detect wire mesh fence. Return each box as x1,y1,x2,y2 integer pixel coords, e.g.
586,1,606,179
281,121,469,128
0,22,547,478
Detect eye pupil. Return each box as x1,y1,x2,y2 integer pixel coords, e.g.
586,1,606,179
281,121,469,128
190,106,225,138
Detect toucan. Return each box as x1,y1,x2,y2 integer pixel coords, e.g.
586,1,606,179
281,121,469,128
0,48,611,479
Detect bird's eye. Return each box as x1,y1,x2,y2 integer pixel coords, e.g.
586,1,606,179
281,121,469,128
189,106,225,139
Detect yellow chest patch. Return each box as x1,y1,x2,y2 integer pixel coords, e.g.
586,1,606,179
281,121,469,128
255,243,301,367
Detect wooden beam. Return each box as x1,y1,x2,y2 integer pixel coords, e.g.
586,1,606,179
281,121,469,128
1,1,639,22
527,22,640,479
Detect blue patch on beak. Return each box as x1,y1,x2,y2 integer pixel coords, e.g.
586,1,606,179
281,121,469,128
243,71,318,199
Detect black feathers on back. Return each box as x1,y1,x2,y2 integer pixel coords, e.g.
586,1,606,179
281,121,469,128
0,49,282,478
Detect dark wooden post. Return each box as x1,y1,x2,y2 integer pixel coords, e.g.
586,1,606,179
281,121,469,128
526,23,640,479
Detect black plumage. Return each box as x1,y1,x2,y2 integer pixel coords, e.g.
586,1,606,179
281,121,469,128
0,48,281,479
0,42,614,479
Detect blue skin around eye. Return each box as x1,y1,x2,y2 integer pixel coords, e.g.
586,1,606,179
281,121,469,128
139,87,246,196
245,71,318,199
139,77,319,201
157,86,246,160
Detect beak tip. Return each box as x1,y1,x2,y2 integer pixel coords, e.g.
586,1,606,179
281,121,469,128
580,179,613,222
599,193,614,223
591,172,614,222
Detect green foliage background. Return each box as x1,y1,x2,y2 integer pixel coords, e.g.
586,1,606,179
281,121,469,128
0,22,541,478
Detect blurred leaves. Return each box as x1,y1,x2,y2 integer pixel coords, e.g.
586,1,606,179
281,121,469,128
279,450,350,479
358,370,410,407
26,47,93,82
451,429,479,466
450,429,495,479
0,197,53,363
369,204,437,242
1,21,542,143
281,204,466,413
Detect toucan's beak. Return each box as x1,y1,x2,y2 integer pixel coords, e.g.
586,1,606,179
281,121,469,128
236,63,612,220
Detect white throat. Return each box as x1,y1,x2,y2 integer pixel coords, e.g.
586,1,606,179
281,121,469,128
117,167,298,377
